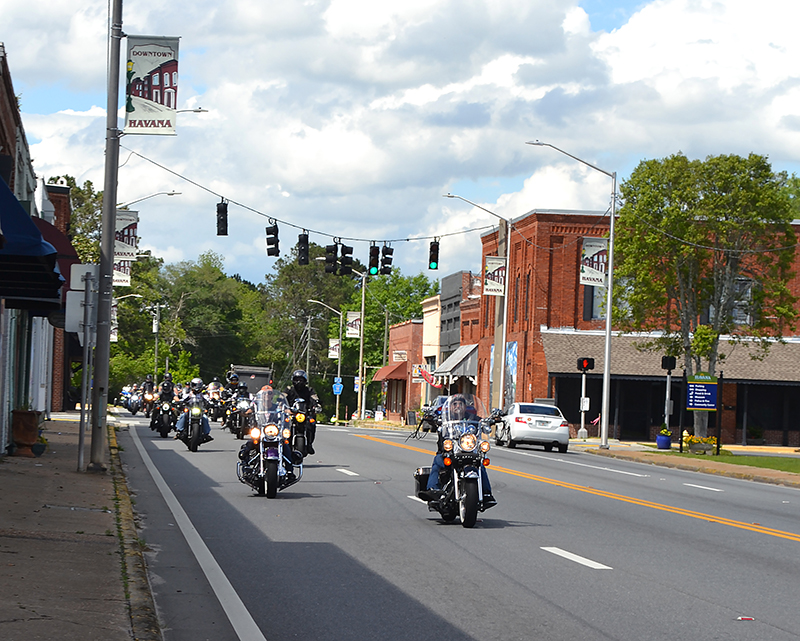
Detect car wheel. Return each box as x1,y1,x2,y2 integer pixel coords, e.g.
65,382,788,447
557,443,568,453
543,443,553,452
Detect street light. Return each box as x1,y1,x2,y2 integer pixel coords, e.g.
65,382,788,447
443,193,512,412
114,293,143,302
527,140,617,449
308,299,343,423
147,304,168,383
117,191,181,208
176,107,208,113
353,269,368,420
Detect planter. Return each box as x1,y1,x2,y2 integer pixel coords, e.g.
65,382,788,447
656,434,672,450
31,442,47,457
688,442,715,455
11,410,42,458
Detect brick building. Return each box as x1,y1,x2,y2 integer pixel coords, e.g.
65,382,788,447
373,319,424,423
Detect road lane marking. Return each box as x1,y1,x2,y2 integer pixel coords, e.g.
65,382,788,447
408,495,427,504
510,450,650,477
328,428,349,432
355,434,800,542
541,547,612,569
130,425,268,641
337,468,359,476
684,483,724,492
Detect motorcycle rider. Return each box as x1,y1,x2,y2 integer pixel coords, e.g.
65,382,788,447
221,373,240,428
238,385,292,472
151,373,177,429
424,393,496,507
174,377,213,442
282,370,321,455
141,374,156,418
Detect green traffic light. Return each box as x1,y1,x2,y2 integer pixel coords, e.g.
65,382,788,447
369,266,379,275
429,261,438,270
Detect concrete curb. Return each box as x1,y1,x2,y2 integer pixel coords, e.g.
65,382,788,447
107,420,163,641
587,448,800,489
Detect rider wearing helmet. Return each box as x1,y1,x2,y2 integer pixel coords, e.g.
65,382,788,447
283,369,322,455
223,372,240,399
174,377,213,442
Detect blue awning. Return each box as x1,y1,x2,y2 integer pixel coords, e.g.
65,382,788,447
0,178,64,309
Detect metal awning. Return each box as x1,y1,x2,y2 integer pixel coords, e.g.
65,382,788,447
433,344,478,378
373,360,408,381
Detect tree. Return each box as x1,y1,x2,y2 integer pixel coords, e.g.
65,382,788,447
614,153,797,436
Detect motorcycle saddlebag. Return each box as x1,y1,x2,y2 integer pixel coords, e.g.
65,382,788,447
414,466,431,498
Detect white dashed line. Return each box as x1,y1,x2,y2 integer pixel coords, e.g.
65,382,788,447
541,547,612,569
684,483,724,492
336,468,359,476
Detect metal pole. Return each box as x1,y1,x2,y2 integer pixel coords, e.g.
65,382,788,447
357,272,366,419
599,172,617,449
383,309,388,367
580,370,586,437
306,316,312,375
153,305,160,383
78,271,94,471
89,0,123,472
336,312,342,423
664,369,672,428
497,219,512,412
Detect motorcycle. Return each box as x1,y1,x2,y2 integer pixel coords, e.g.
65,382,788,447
237,389,304,497
412,394,502,528
150,395,178,438
207,387,223,422
226,392,254,439
176,394,209,452
128,390,142,416
143,390,156,418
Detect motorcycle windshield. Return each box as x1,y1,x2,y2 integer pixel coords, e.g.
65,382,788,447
254,387,284,427
440,393,487,426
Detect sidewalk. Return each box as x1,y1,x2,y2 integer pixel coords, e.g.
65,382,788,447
0,411,160,641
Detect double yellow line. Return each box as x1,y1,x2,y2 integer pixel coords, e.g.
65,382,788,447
357,434,800,542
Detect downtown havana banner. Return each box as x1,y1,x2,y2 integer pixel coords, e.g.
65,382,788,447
124,35,181,135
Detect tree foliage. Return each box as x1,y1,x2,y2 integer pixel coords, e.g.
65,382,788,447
614,153,797,435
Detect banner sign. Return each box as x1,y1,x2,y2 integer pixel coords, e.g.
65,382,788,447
113,210,139,287
686,372,718,411
580,238,608,287
420,368,443,388
484,256,506,296
124,35,181,135
328,338,340,360
346,311,361,338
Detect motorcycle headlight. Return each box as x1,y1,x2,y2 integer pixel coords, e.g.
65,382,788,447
443,439,454,452
296,412,306,423
282,428,292,439
479,440,491,453
237,400,250,410
460,433,477,451
250,427,261,440
145,393,154,401
265,424,279,437
191,406,202,416
162,403,170,410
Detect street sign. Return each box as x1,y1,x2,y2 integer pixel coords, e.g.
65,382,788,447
332,383,343,395
686,373,717,411
334,376,342,384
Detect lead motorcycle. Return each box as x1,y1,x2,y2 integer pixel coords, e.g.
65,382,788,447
412,394,502,528
237,387,304,497
177,393,209,452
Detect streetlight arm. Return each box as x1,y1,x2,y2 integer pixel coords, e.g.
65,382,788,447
525,141,614,180
117,191,181,208
444,193,510,224
307,299,342,317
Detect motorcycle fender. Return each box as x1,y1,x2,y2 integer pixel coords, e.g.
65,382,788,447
462,466,480,479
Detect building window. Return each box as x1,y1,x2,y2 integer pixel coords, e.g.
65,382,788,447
152,73,160,86
163,73,170,87
172,72,178,85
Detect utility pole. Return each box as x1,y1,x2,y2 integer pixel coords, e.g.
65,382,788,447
306,316,312,375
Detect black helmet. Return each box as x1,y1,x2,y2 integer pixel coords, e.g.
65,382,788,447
228,372,239,383
292,370,308,387
212,376,220,383
146,374,153,381
237,382,249,392
164,372,172,381
190,377,204,391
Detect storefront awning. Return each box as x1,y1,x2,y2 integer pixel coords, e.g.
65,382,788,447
373,360,408,381
0,179,63,309
433,344,478,378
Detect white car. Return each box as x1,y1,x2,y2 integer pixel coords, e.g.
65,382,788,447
496,402,570,453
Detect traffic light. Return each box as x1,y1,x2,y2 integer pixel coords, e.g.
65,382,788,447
577,357,595,372
324,244,338,273
661,355,676,370
265,223,279,256
216,201,228,236
339,244,353,276
380,245,394,275
428,240,439,270
297,232,309,265
368,245,380,275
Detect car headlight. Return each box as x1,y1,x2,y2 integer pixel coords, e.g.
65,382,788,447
443,439,454,452
479,440,491,453
265,424,279,437
191,406,202,416
460,433,477,451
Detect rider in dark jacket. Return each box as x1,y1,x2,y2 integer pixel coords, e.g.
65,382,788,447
282,369,322,455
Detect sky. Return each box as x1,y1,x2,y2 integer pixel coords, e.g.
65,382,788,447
4,0,800,286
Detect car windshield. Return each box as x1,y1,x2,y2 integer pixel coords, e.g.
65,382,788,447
518,404,561,417
440,393,487,425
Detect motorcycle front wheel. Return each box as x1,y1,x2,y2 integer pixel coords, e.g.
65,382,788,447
459,479,479,528
266,460,278,498
189,421,202,452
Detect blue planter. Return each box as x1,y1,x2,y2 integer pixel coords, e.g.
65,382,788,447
656,434,672,450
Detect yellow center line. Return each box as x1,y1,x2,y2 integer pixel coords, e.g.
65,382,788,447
355,434,800,542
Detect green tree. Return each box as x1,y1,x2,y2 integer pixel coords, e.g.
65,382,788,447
614,153,797,436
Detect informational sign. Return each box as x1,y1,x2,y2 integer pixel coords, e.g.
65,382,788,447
328,338,340,360
393,350,407,362
124,35,181,135
332,383,343,396
354,376,360,392
411,363,425,384
334,376,342,384
580,238,608,287
686,372,718,411
346,311,361,338
484,256,506,296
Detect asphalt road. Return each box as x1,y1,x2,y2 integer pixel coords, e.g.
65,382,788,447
117,416,800,641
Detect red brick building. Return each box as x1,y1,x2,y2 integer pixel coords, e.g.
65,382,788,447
374,319,424,423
